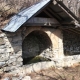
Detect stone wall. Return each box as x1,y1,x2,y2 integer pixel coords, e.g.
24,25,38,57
22,26,64,59
63,30,80,56
0,29,23,73
1,26,80,75
0,26,64,74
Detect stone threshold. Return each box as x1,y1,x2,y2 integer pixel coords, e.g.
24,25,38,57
9,61,55,75
8,55,80,75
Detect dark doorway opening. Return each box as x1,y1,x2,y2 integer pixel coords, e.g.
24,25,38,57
63,29,80,56
22,30,52,65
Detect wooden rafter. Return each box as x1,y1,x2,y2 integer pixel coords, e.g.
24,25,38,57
25,17,60,26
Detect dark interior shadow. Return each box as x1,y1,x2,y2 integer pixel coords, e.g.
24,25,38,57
22,30,52,65
63,29,80,56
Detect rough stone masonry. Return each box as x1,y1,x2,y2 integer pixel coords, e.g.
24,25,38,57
0,26,64,74
0,26,80,75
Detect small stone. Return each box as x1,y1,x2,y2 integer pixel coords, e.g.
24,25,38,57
0,33,5,38
3,66,17,72
0,68,3,74
17,57,23,62
16,62,23,67
7,58,16,64
22,76,32,80
0,45,6,49
0,53,9,61
0,62,5,68
6,48,11,53
11,67,26,76
12,77,20,80
0,49,6,54
17,51,22,55
11,76,23,80
3,67,11,72
11,62,17,66
18,76,23,80
3,77,10,80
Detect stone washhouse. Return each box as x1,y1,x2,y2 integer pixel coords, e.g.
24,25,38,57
0,0,80,74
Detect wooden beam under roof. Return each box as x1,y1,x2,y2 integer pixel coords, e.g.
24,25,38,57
47,7,62,21
24,17,60,26
43,10,53,18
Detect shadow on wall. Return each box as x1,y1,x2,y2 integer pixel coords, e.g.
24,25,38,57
22,30,52,65
5,29,22,56
63,29,80,56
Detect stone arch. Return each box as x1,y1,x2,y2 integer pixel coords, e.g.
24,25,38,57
22,26,42,40
22,29,53,65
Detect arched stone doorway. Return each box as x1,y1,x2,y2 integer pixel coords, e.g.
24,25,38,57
22,30,53,65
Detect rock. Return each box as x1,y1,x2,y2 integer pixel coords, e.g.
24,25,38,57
16,62,23,67
3,67,11,72
0,53,9,61
12,77,20,80
12,76,23,80
16,51,22,55
0,45,6,49
3,77,10,80
5,42,11,47
7,58,16,64
0,68,3,74
22,76,32,80
12,67,26,76
17,57,23,62
24,61,55,74
18,76,23,80
0,62,5,68
6,48,13,53
3,66,17,72
0,49,6,54
0,33,5,38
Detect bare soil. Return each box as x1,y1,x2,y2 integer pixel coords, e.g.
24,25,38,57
1,65,80,80
29,66,80,80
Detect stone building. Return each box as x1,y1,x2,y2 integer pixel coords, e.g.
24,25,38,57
0,0,80,74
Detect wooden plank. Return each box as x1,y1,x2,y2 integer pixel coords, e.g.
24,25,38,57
43,10,53,18
63,28,80,35
25,17,60,26
25,23,61,26
47,7,62,21
27,17,60,24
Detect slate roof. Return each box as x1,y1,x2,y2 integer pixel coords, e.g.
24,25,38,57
2,0,80,32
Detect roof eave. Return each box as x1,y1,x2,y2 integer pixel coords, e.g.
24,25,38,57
55,0,80,27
